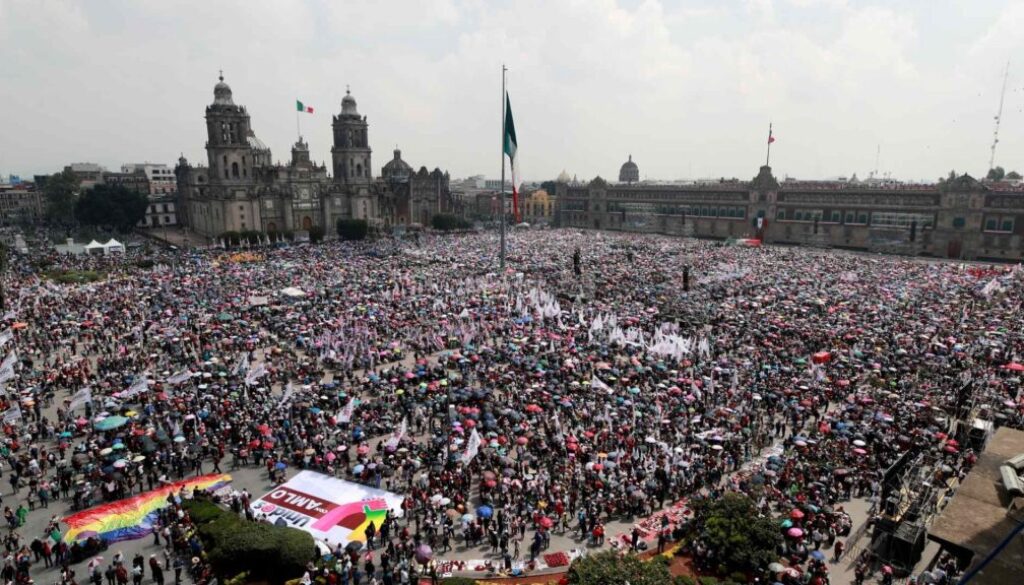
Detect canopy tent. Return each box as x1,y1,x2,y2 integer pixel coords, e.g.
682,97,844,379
104,239,125,254
84,240,106,255
280,287,306,299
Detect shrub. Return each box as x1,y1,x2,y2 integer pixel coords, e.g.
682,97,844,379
309,225,325,243
728,572,748,584
44,270,104,285
336,218,368,241
135,259,155,269
431,213,472,231
567,550,672,585
674,577,698,585
183,499,228,525
699,578,719,585
220,231,240,246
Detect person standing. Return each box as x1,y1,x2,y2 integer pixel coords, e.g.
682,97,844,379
149,555,164,585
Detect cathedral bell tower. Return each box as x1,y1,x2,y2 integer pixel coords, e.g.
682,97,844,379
331,88,372,186
205,72,254,184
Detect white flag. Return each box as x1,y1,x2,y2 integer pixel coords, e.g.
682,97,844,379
385,418,407,450
278,381,294,406
0,362,15,384
245,362,268,386
0,329,12,348
461,428,482,464
120,377,149,399
591,376,613,394
3,405,21,424
166,370,192,385
337,398,355,423
68,387,92,411
1,352,17,372
232,353,250,376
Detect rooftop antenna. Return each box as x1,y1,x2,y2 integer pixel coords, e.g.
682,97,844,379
870,144,880,179
989,60,1010,173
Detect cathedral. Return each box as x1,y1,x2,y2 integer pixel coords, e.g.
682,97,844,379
175,75,452,238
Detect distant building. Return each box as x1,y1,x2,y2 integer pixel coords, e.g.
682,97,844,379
122,163,177,195
0,182,43,225
522,188,555,225
557,161,1024,261
103,170,150,194
618,155,639,184
63,163,107,190
140,194,178,228
176,75,452,238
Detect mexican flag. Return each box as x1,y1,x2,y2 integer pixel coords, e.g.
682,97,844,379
504,92,520,223
295,100,314,114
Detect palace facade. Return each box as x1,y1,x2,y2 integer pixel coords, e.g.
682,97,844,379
556,158,1024,261
175,76,452,238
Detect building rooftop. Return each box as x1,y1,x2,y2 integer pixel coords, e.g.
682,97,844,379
928,426,1024,584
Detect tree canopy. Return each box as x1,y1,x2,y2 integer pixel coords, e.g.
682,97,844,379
43,169,80,226
566,550,674,585
74,183,149,233
1007,170,1022,181
688,492,782,574
986,166,1006,181
336,218,368,240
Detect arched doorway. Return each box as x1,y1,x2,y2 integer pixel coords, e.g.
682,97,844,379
266,222,277,232
302,216,313,230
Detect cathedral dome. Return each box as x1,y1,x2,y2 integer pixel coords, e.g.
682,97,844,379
213,74,234,106
341,88,359,116
383,148,413,182
619,155,639,184
556,169,572,183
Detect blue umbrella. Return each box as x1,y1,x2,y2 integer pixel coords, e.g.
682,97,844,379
353,464,365,474
477,505,493,519
275,462,287,471
810,550,826,561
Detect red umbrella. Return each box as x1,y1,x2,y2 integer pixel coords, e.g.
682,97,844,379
538,516,553,529
790,509,805,520
516,436,528,445
1005,362,1024,372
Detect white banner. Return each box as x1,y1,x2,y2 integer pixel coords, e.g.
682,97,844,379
68,387,92,411
1,352,17,372
461,428,481,465
0,362,15,384
119,376,149,399
384,418,407,450
278,382,294,407
0,329,12,348
166,370,192,385
249,471,404,547
336,398,355,424
3,405,21,424
245,362,268,386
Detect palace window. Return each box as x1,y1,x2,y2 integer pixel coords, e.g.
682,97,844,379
983,215,1015,233
870,212,934,229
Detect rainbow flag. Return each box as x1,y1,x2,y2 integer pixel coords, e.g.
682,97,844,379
63,474,232,544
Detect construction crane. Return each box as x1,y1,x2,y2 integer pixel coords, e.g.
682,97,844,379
988,60,1010,174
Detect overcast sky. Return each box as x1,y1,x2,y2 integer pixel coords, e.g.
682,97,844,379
2,0,1024,183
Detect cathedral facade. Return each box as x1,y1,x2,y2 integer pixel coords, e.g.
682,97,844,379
175,76,452,238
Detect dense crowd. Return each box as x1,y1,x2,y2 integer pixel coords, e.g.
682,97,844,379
0,229,1019,584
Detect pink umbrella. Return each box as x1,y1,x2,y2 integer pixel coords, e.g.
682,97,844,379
787,527,804,538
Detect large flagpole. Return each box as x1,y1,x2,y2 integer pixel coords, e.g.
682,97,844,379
500,65,507,270
766,122,773,166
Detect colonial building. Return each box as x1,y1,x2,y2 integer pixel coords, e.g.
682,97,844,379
522,188,555,225
121,163,177,195
557,158,1024,261
0,183,43,225
175,75,452,238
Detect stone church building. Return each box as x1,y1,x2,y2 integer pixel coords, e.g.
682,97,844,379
175,75,452,238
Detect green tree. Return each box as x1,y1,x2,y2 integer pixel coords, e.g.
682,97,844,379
74,184,149,233
431,213,472,231
566,550,673,585
1007,170,1022,181
986,166,1006,181
336,218,368,240
43,169,80,226
689,493,781,574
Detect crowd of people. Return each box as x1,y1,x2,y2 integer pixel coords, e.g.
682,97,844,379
0,228,1018,584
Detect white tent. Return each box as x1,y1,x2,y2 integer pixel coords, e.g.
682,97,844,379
103,239,125,254
280,287,306,298
84,240,105,255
